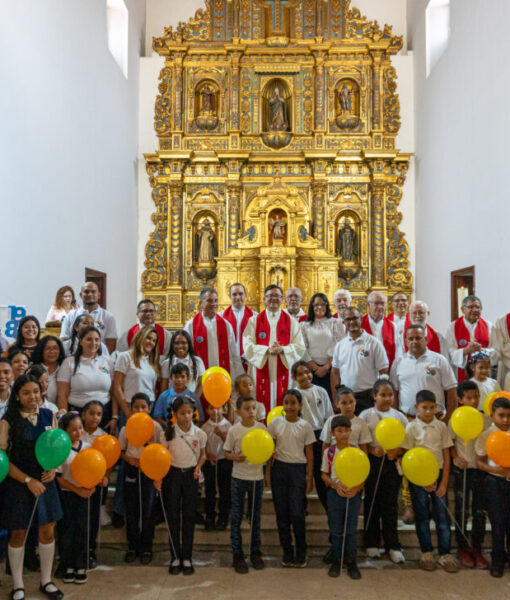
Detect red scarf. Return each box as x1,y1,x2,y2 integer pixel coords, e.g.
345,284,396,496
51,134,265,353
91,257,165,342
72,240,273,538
255,310,291,414
192,313,231,371
454,317,490,381
127,323,165,355
403,323,441,353
361,315,396,368
222,305,253,355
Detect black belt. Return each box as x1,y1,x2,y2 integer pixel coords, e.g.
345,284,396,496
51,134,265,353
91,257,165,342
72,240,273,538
171,466,195,473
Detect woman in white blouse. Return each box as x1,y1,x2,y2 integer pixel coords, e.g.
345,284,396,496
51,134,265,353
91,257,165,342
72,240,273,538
57,326,114,430
160,330,205,397
113,325,160,422
31,335,66,405
300,293,345,400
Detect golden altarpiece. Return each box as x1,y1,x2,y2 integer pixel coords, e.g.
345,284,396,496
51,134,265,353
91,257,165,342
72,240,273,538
142,0,412,327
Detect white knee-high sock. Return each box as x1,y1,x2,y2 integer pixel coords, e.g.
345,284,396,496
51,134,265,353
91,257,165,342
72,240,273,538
8,544,25,591
39,541,55,586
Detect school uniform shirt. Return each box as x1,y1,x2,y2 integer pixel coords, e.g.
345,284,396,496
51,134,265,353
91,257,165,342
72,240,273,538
57,354,113,408
321,445,342,483
331,330,389,392
300,317,345,365
160,354,206,394
41,399,58,415
402,417,453,469
62,338,110,358
268,416,315,464
470,377,501,411
60,306,118,342
232,399,266,425
298,385,334,430
0,408,58,452
152,389,203,422
320,414,372,447
475,423,509,477
449,414,491,469
114,351,158,405
45,366,59,405
119,421,163,459
201,417,232,460
82,426,107,445
159,423,206,469
57,441,91,489
223,421,267,481
359,407,409,449
390,350,457,416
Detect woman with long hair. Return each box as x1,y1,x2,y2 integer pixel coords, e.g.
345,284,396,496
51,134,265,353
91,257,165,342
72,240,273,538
31,336,66,405
62,313,109,357
160,330,205,397
4,316,41,360
45,286,76,323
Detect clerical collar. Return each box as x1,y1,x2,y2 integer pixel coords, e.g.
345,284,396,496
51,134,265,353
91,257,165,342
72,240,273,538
267,309,281,318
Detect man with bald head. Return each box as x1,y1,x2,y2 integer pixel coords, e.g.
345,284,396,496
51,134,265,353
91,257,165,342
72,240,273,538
407,301,447,357
361,291,402,369
60,281,118,353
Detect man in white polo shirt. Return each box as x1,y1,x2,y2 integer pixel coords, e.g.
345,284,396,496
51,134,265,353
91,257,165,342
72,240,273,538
330,307,389,414
390,324,457,421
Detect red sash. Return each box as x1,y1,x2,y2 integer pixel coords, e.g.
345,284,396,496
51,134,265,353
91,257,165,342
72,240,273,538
403,323,441,354
506,314,510,338
361,315,396,368
127,323,165,355
333,312,339,319
298,314,307,323
388,312,412,329
222,305,253,355
255,310,291,414
192,313,231,372
454,317,490,382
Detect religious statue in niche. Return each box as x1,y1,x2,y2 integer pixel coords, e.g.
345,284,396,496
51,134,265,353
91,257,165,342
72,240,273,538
268,86,289,131
269,212,287,244
194,81,219,130
194,218,217,264
337,219,358,262
199,84,215,115
338,83,352,112
270,265,286,290
335,79,360,129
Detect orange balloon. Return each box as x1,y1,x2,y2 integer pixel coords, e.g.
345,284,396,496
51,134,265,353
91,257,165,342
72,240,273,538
71,448,107,489
486,430,510,468
203,372,232,408
126,413,154,448
140,443,172,481
171,409,199,426
484,391,510,416
92,435,121,469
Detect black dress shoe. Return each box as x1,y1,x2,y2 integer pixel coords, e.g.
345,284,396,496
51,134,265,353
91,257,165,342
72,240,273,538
490,564,505,578
111,512,125,528
124,550,137,563
169,562,182,575
328,562,341,578
182,563,194,575
39,582,64,600
88,550,97,570
346,561,362,580
9,589,25,600
141,552,153,565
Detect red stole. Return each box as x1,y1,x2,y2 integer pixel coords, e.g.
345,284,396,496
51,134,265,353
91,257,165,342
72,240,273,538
388,312,411,328
403,323,441,354
127,323,165,355
222,305,253,355
454,317,490,381
333,313,339,319
361,315,396,368
506,314,510,338
255,310,291,413
192,313,231,372
298,314,307,323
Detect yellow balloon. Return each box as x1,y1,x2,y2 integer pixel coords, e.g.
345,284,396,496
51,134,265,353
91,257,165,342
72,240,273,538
483,392,498,417
375,418,406,451
241,429,275,465
202,366,231,386
267,406,285,426
450,406,484,442
333,447,370,489
402,448,439,487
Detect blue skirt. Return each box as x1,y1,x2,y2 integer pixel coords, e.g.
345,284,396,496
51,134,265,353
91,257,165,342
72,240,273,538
1,478,63,530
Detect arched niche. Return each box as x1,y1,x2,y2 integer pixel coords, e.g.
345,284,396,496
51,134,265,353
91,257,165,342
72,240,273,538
268,207,288,246
194,79,220,130
335,78,360,129
192,211,218,281
262,78,292,133
336,210,360,265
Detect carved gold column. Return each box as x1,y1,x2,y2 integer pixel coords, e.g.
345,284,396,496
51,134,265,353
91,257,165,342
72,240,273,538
314,51,326,131
173,52,184,131
228,182,242,248
169,181,183,284
311,181,327,247
371,50,382,132
230,50,242,132
370,180,386,288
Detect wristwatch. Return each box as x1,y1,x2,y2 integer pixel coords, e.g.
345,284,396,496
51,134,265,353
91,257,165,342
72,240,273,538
24,476,32,485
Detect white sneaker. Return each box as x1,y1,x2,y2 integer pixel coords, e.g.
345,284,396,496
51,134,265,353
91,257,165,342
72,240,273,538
366,547,381,558
389,549,405,564
100,505,112,526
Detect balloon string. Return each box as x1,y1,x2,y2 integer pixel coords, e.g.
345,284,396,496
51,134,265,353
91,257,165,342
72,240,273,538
250,480,256,555
364,454,385,533
340,497,349,576
439,495,472,549
23,496,39,548
159,489,178,561
87,496,90,571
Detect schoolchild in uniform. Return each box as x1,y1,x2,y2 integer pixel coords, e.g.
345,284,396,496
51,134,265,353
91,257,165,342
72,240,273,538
0,374,64,600
157,395,206,575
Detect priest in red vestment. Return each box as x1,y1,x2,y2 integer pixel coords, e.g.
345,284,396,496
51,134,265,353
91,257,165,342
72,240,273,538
117,299,171,355
387,292,410,340
219,283,258,365
407,300,447,357
361,291,403,369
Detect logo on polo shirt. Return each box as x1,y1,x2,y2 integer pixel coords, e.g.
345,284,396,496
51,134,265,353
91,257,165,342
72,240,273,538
192,440,199,448
98,366,109,374
196,336,204,343
459,339,467,347
259,332,267,339
359,347,370,357
425,365,436,376
95,320,104,330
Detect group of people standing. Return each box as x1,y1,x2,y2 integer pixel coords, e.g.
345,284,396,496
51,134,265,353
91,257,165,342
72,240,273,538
1,280,510,598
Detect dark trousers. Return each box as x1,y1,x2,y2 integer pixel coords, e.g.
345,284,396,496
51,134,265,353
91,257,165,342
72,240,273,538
230,477,263,557
363,455,402,551
485,474,510,568
312,367,332,402
327,488,361,564
162,467,198,561
271,460,307,555
58,492,88,570
203,459,232,521
312,430,328,512
88,485,102,552
409,470,451,555
452,466,486,550
124,464,156,554
354,390,373,415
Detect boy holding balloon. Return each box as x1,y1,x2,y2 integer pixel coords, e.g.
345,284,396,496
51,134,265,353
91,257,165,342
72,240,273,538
475,396,510,578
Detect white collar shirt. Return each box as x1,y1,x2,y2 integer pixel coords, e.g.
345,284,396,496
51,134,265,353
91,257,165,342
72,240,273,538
402,417,453,469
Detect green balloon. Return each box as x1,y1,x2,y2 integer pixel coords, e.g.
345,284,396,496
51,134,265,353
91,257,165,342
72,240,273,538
0,450,8,483
35,429,71,470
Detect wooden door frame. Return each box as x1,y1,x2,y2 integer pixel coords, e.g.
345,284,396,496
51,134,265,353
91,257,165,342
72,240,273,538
450,266,475,320
85,268,107,309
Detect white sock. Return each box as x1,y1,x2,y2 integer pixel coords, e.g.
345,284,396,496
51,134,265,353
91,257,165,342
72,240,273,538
171,558,180,566
39,541,56,588
8,544,25,591
182,559,191,567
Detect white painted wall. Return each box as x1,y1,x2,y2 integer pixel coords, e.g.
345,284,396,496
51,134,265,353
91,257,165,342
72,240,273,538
0,0,145,334
410,0,510,331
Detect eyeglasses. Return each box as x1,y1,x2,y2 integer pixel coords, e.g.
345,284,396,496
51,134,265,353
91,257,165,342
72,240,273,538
139,309,155,314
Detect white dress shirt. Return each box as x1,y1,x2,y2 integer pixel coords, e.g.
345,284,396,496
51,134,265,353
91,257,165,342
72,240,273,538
359,407,409,449
368,315,404,360
268,416,316,464
219,306,258,356
57,354,113,408
223,421,267,480
161,354,206,393
298,384,334,430
470,376,501,411
114,351,158,405
159,423,206,469
301,317,345,364
320,414,372,447
202,417,232,460
283,308,306,320
402,417,453,469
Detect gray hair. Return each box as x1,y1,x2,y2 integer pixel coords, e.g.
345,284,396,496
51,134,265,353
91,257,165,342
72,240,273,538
462,295,482,308
367,291,387,304
409,300,429,313
333,289,352,303
285,287,302,298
